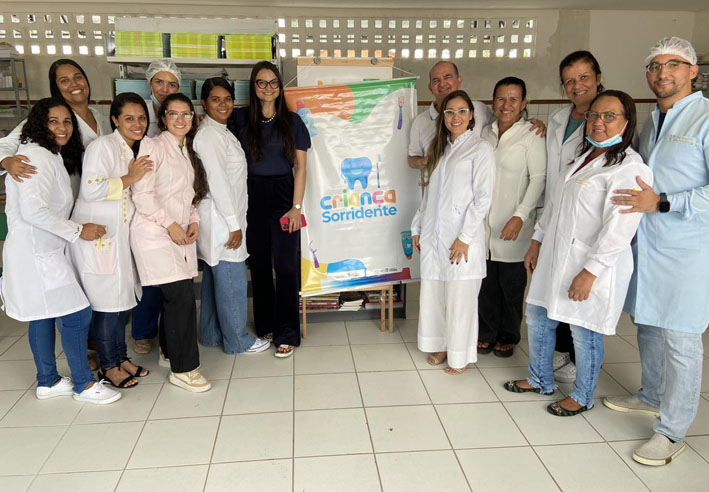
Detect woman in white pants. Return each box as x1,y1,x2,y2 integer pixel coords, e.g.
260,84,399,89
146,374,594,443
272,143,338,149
412,90,495,374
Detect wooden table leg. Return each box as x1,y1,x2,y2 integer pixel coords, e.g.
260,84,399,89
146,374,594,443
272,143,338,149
388,285,394,333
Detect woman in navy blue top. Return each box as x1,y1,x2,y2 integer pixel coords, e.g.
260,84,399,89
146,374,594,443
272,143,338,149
229,61,310,358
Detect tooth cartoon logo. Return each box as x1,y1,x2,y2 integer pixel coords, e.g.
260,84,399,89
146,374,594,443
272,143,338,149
341,157,372,190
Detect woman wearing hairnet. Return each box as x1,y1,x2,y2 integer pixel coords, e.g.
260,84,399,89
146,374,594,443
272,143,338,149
144,59,182,138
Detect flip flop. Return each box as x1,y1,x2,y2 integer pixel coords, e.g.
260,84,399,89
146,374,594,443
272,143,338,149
477,342,494,355
98,369,138,389
275,344,295,358
494,344,514,358
427,353,447,366
444,366,466,375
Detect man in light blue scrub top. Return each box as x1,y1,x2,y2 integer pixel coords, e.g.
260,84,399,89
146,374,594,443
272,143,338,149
604,37,709,467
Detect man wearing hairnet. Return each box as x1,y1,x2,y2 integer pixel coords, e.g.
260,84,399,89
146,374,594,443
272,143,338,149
605,37,708,466
144,59,182,137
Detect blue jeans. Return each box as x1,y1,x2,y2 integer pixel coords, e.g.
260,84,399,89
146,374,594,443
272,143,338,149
131,286,161,341
29,306,94,394
91,311,128,370
637,324,704,442
525,303,604,407
200,260,255,354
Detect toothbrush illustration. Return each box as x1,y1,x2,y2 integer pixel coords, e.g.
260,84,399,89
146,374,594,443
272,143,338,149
397,96,404,130
309,241,320,268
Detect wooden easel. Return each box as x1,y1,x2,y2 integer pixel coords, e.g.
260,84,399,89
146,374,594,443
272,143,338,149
301,284,395,338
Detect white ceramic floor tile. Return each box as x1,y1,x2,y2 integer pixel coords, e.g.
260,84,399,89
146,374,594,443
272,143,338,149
581,398,655,441
474,348,530,368
0,361,42,391
504,401,603,445
478,367,559,402
687,398,709,436
616,313,638,336
437,402,527,449
294,373,362,410
610,439,709,492
603,336,641,363
0,334,61,361
223,375,292,414
73,383,162,424
366,405,449,453
127,416,219,468
457,447,558,492
0,426,66,475
351,344,414,372
358,370,429,407
346,319,403,344
232,349,293,378
556,371,631,399
300,321,349,346
205,460,292,492
0,475,33,492
0,316,29,336
0,390,24,420
294,345,355,374
622,335,639,349
149,379,228,419
535,442,646,492
376,450,470,492
0,391,83,427
212,412,293,462
294,454,381,492
294,408,372,457
702,363,709,393
687,435,709,462
420,368,498,404
405,342,442,371
595,362,642,395
28,471,121,492
0,337,21,357
395,318,418,343
405,300,420,320
41,421,142,473
116,465,208,492
194,350,235,380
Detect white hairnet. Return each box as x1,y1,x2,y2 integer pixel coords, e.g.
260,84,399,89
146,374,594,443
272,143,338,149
145,59,182,85
645,37,697,66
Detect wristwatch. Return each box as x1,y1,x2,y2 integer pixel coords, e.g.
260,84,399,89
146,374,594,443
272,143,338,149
293,204,302,210
658,193,670,213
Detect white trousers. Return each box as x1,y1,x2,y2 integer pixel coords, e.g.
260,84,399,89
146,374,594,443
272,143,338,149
418,278,482,369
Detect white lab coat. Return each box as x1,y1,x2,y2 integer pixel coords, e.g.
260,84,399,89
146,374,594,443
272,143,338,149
526,148,653,335
543,104,585,208
69,130,142,312
193,115,248,266
1,142,88,321
411,130,495,281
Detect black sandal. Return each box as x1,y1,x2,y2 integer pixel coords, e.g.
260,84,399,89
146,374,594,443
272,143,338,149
98,369,138,389
547,400,588,417
503,380,552,394
477,342,494,355
494,343,515,358
120,358,149,378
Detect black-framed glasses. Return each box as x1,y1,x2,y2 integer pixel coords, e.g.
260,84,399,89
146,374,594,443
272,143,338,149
584,111,625,123
165,111,195,121
255,79,281,89
646,60,692,74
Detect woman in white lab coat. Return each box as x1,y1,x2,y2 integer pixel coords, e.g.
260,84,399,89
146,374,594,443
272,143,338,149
412,90,495,374
545,51,605,383
504,90,652,416
194,77,270,355
1,98,120,405
70,92,154,388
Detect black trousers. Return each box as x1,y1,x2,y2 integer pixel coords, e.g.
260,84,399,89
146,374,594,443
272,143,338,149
246,174,301,347
158,279,200,373
478,260,526,346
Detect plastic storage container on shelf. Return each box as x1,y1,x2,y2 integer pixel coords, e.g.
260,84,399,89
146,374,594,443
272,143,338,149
224,34,274,60
114,32,164,58
170,33,220,59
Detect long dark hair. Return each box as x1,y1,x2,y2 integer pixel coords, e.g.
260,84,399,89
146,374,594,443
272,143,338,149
423,90,475,187
492,76,528,120
157,93,209,204
20,97,84,175
578,90,636,167
110,92,149,157
49,59,91,101
559,51,605,95
245,61,295,164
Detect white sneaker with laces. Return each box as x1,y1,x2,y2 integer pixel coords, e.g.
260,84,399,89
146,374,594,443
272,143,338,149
36,376,74,400
554,361,576,383
246,337,271,354
553,351,571,371
73,380,122,405
169,370,211,392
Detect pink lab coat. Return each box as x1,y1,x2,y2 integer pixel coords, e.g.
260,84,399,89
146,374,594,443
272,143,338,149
130,131,200,286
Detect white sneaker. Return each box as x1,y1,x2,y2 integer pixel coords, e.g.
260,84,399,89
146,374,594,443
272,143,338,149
73,380,122,405
169,370,211,393
36,376,74,400
553,351,571,371
159,348,170,368
554,361,576,383
245,337,271,354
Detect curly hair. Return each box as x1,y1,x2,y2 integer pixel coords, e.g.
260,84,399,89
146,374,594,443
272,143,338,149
157,93,209,205
20,97,84,175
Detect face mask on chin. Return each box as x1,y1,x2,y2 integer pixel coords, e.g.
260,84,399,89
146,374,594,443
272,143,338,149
585,121,628,148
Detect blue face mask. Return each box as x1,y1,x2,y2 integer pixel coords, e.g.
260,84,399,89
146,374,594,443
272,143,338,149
586,122,628,148
150,94,162,110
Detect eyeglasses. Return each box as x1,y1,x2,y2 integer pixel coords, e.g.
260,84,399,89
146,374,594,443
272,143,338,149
443,108,470,118
165,111,194,121
255,79,281,89
584,111,625,123
646,60,692,74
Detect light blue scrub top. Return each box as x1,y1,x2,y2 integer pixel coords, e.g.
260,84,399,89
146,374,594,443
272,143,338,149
624,91,709,333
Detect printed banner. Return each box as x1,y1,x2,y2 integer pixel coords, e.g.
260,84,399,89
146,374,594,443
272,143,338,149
285,77,420,296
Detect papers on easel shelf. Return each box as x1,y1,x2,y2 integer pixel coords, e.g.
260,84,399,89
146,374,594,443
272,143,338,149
363,289,403,310
0,42,20,57
339,292,364,312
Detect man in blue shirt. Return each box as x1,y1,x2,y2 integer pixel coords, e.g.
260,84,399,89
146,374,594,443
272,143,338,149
604,37,709,466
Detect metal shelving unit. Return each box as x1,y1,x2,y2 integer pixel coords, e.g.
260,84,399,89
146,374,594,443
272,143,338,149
0,57,30,125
